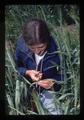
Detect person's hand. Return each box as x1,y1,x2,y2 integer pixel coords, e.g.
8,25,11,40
37,79,55,89
26,70,42,81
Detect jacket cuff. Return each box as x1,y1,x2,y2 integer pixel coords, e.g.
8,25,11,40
17,67,27,76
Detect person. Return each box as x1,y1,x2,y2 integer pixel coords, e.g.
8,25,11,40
15,18,64,115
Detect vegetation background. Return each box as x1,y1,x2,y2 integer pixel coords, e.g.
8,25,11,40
5,5,80,115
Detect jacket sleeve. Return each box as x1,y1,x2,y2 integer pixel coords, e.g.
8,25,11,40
42,36,64,81
43,64,64,81
15,39,27,76
42,50,64,91
42,64,64,91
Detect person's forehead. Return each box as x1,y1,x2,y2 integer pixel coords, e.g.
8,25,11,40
29,43,46,48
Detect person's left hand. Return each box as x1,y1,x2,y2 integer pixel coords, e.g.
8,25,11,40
26,70,42,81
37,79,55,89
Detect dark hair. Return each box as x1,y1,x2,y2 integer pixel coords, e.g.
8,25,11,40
22,18,51,45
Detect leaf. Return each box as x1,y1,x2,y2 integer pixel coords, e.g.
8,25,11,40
32,90,46,115
58,93,74,101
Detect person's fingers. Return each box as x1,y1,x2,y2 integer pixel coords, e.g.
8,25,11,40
38,80,55,85
37,80,55,88
32,70,43,76
38,82,54,89
29,70,42,81
32,70,40,74
37,82,50,89
38,73,42,77
35,72,43,79
39,75,42,79
32,75,40,81
39,73,42,75
38,80,49,84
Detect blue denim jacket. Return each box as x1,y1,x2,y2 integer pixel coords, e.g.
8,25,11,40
15,35,64,91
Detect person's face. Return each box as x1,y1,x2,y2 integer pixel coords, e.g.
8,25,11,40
28,43,47,56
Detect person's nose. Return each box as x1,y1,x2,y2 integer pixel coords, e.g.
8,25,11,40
35,48,39,54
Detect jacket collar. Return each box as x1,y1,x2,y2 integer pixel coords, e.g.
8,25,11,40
46,36,58,55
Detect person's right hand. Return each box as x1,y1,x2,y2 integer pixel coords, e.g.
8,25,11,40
37,79,55,89
26,70,42,81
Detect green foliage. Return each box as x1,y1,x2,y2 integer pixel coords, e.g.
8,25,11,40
5,5,80,115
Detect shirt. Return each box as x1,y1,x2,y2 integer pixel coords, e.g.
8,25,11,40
35,51,47,66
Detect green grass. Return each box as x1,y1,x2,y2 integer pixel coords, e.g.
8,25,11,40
5,5,80,115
